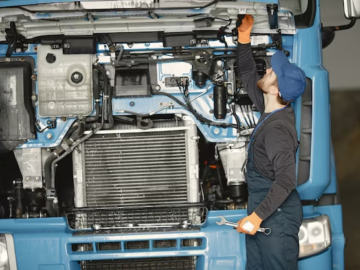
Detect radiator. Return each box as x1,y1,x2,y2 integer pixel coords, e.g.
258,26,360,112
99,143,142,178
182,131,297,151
73,120,199,210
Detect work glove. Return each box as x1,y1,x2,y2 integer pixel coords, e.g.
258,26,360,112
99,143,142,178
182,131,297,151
237,14,254,44
236,212,262,235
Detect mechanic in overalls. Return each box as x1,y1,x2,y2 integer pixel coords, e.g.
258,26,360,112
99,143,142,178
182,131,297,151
235,15,306,270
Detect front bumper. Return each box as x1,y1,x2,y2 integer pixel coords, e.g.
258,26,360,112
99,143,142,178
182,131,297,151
0,206,344,270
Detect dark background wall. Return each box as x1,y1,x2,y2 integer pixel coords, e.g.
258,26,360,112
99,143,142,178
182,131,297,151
320,0,360,269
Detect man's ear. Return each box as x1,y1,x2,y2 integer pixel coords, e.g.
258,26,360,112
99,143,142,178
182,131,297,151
268,86,279,96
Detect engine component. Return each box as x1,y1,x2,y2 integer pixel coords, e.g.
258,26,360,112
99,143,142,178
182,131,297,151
0,58,36,155
71,72,83,84
229,184,248,204
217,142,247,185
13,181,23,218
165,76,189,88
73,118,199,208
46,53,56,64
62,38,97,55
114,66,150,97
162,33,196,47
37,45,94,117
14,148,43,190
213,84,227,119
192,70,207,88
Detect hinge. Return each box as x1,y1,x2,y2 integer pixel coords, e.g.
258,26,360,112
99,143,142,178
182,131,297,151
267,4,279,30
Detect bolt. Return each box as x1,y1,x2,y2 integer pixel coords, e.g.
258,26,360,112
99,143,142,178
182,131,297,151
20,57,25,62
46,133,53,139
214,128,220,135
31,95,37,101
151,55,157,60
130,101,135,106
34,47,38,51
155,85,161,91
5,58,10,62
217,60,222,67
209,94,213,99
61,117,67,122
35,177,39,181
25,177,29,181
31,75,36,81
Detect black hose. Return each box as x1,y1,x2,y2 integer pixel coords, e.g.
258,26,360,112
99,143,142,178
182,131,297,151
152,89,190,110
103,85,114,130
93,63,109,121
69,120,85,141
216,160,225,199
63,126,78,140
86,69,100,123
44,152,58,189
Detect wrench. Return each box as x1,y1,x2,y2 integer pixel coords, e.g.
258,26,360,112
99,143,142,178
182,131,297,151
216,216,271,235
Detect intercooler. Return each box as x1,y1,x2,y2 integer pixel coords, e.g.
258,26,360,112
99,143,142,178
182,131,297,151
73,118,199,211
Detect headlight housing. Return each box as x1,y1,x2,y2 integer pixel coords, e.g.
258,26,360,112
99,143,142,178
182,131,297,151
298,215,332,259
0,234,17,270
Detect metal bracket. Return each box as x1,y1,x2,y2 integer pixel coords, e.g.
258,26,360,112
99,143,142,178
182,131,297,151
266,4,279,30
5,22,28,57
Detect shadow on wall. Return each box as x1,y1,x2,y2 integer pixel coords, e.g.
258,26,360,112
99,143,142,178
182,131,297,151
330,90,360,270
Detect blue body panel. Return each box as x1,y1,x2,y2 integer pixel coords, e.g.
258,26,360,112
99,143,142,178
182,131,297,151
0,205,343,270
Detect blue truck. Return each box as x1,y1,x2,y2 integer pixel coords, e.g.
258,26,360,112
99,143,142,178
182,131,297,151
0,0,357,269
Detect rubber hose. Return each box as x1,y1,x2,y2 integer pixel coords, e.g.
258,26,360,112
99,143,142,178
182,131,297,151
93,63,109,121
86,69,100,123
44,153,58,189
216,161,226,199
69,121,85,141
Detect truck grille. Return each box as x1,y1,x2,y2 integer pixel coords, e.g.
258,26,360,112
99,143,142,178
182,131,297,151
81,257,197,270
67,204,207,230
83,130,188,207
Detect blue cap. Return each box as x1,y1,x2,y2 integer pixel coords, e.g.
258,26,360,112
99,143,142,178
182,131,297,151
271,51,306,101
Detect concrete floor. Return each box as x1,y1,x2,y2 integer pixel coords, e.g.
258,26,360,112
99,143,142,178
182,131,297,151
331,91,360,270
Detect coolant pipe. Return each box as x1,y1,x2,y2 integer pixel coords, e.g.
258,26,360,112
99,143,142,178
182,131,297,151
50,107,105,189
69,120,85,142
86,69,100,123
45,152,58,189
93,63,109,121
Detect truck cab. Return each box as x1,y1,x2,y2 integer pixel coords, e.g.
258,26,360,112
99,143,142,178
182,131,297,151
0,0,353,269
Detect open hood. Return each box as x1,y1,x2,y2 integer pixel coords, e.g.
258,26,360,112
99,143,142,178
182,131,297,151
0,0,299,42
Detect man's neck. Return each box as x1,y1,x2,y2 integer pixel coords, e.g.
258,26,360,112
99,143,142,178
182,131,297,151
263,94,287,113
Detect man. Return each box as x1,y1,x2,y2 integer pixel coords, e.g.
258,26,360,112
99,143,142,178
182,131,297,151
235,15,305,270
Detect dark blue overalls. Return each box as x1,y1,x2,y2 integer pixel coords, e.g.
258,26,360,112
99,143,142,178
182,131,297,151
245,113,303,270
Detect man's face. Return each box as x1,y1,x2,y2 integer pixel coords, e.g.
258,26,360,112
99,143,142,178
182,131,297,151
257,68,277,93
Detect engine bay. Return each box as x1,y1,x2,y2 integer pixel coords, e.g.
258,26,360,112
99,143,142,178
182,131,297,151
0,1,300,232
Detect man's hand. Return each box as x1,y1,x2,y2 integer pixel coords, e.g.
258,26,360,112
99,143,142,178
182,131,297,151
237,14,254,44
236,212,263,235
